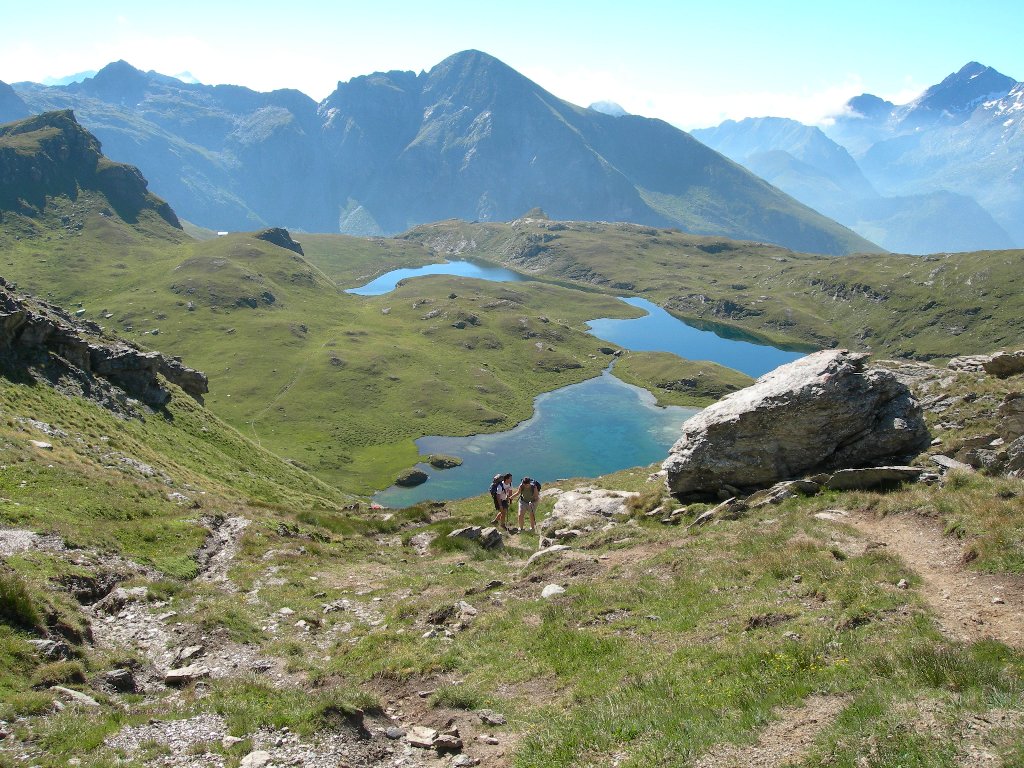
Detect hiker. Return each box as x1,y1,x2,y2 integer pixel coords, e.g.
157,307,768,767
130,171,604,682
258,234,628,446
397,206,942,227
489,472,513,529
512,476,542,532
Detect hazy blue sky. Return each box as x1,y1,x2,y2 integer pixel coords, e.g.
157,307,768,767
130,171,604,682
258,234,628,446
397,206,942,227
3,0,1021,129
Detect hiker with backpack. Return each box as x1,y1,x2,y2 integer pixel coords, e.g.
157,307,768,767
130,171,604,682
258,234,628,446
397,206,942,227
512,476,542,532
489,472,514,529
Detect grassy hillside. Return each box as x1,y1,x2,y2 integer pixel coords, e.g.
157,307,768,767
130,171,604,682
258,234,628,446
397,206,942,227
3,369,1023,766
401,218,1024,359
1,191,646,494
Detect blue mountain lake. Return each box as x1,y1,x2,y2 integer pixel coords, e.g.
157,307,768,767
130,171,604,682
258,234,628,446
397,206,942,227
587,297,804,379
350,261,808,506
373,368,698,508
346,260,528,295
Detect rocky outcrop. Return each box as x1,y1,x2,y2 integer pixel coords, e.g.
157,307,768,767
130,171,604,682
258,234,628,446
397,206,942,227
0,277,207,408
254,227,304,256
948,350,1024,378
663,350,931,499
540,487,639,535
0,110,179,227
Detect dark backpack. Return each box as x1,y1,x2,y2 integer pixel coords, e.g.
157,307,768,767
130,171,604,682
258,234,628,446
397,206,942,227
489,478,502,502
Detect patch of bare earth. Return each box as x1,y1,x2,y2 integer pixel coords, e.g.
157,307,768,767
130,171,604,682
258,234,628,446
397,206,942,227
691,695,850,768
844,510,1024,647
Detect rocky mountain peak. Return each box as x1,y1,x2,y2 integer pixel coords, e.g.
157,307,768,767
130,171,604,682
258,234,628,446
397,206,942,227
71,60,151,103
911,61,1016,119
843,93,896,120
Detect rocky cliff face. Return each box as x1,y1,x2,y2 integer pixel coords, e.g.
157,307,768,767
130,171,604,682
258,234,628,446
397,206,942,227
0,277,206,411
0,110,179,227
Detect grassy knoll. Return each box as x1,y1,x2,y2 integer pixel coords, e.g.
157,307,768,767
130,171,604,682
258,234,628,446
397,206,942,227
612,351,755,407
401,218,1024,359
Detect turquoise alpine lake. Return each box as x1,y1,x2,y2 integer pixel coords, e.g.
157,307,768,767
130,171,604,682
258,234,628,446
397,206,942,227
346,260,528,295
373,368,698,508
586,297,804,378
357,260,808,506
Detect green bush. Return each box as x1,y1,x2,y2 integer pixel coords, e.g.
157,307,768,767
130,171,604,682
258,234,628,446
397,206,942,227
0,571,42,632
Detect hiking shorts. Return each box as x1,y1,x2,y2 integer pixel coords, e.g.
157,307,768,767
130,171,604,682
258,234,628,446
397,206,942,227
518,499,537,514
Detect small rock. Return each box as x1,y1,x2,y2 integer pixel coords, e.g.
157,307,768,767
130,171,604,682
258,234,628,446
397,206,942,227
385,726,406,739
478,709,507,726
897,578,909,590
49,686,99,708
278,607,295,616
164,664,211,686
239,751,272,768
541,584,566,599
406,725,439,748
452,756,480,767
792,574,802,584
434,733,464,753
28,638,73,661
222,736,243,749
95,586,148,614
478,735,500,745
29,440,53,450
527,544,571,566
175,645,204,663
993,597,1006,605
104,668,138,693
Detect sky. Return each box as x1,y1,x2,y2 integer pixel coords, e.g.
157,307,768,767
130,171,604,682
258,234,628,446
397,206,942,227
3,0,1023,130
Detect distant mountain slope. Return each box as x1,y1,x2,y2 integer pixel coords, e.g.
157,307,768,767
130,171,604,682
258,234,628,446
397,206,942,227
823,62,1024,246
0,80,31,124
693,115,1014,254
10,52,877,255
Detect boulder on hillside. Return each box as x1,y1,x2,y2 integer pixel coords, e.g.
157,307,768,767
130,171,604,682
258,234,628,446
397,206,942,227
983,351,1024,378
998,393,1024,442
663,350,931,499
255,227,304,256
540,487,639,535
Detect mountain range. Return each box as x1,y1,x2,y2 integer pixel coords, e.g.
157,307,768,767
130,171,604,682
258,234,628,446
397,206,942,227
694,62,1024,254
1,50,875,256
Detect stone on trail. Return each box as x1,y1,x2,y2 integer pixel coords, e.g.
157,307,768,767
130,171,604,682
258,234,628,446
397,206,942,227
94,585,149,614
663,350,930,499
164,664,211,686
407,725,439,748
527,544,571,566
239,752,272,768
